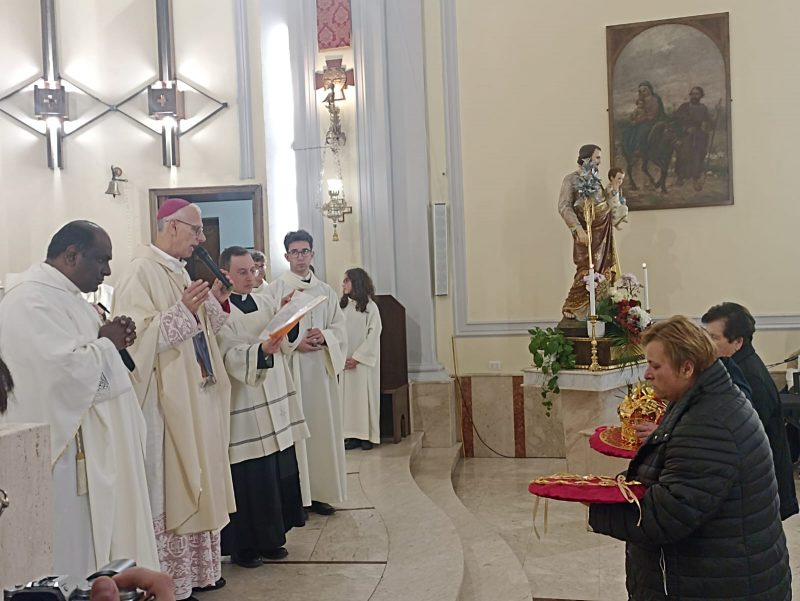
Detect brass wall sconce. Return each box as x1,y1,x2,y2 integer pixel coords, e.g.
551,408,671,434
315,58,355,241
321,178,352,241
315,58,354,149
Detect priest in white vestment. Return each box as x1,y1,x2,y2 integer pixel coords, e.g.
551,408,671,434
216,247,310,567
112,200,235,600
265,230,348,514
339,268,383,449
0,221,158,577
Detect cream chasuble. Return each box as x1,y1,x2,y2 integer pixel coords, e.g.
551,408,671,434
218,294,309,465
0,263,158,576
265,271,348,505
112,245,235,535
340,299,382,443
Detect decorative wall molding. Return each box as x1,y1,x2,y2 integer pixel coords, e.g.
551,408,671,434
233,0,255,180
385,0,447,380
351,0,396,295
289,0,327,280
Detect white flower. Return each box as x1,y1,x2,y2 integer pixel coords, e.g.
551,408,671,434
628,306,652,330
620,273,639,288
582,272,606,291
610,286,632,303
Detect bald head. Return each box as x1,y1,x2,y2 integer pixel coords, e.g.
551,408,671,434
45,220,113,293
46,220,107,259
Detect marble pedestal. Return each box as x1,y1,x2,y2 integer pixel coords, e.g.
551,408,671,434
523,364,644,472
0,423,52,590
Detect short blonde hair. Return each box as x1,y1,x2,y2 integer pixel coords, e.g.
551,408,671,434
641,315,716,373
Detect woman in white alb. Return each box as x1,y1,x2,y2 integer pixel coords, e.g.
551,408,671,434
339,268,382,450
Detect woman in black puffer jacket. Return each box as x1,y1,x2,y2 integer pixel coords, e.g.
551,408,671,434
588,316,791,601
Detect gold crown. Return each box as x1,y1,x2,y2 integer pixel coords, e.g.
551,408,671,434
617,382,667,446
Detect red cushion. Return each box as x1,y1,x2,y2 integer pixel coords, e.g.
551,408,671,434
528,474,646,503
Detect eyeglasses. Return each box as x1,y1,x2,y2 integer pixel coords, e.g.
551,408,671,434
287,249,312,257
172,219,204,235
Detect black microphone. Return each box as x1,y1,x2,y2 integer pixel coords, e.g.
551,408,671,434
192,246,233,289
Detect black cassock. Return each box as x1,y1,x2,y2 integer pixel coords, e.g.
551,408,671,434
220,294,305,557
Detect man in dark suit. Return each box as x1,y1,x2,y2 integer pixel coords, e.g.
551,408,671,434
702,302,799,520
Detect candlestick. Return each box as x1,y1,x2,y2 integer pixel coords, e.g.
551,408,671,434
588,267,596,316
642,262,650,312
589,315,600,372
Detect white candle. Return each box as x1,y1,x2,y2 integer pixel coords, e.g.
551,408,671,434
642,262,650,312
588,267,596,316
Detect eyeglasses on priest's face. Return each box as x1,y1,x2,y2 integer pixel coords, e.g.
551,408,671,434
287,248,313,257
172,219,204,236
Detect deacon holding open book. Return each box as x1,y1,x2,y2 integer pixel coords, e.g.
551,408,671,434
265,230,348,515
216,246,310,567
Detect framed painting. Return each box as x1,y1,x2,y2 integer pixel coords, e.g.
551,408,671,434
607,13,732,210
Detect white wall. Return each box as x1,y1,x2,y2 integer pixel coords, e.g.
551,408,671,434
0,0,267,286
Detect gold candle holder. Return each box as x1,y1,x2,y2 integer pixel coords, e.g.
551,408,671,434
589,314,600,372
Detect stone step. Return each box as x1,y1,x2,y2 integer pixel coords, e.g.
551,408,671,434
358,432,464,601
411,445,531,601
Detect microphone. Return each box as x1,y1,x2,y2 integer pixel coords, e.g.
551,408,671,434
192,246,233,289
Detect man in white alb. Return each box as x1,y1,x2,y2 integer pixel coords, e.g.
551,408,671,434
265,230,348,515
0,220,158,577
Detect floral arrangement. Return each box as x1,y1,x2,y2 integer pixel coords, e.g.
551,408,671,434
596,273,651,351
575,160,602,199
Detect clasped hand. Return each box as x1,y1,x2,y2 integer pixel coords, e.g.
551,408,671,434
298,327,325,353
99,316,136,350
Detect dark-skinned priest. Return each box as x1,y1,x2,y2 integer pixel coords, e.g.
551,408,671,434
0,221,158,577
216,246,309,567
112,199,235,601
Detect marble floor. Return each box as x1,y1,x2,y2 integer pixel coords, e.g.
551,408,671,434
453,457,800,601
196,445,800,601
205,467,390,601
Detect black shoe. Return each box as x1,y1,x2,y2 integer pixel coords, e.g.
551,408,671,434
231,551,263,568
260,547,289,560
193,577,226,593
309,500,336,515
303,507,309,521
361,440,374,450
344,438,361,450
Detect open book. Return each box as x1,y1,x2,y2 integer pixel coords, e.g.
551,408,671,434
259,290,327,340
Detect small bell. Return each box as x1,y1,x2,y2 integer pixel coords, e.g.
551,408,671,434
105,180,122,197
104,165,127,198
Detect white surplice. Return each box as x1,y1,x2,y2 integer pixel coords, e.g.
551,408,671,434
0,263,158,577
265,272,347,505
340,299,382,444
218,294,309,465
